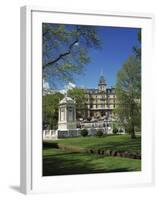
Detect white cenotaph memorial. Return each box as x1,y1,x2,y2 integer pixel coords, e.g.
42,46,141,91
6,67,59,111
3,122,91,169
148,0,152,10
57,95,80,138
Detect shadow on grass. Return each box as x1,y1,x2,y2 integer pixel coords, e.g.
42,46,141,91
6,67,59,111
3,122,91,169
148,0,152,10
43,151,138,176
43,142,58,150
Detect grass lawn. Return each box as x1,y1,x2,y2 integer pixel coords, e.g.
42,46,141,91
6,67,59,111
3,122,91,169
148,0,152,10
45,134,141,153
43,134,141,176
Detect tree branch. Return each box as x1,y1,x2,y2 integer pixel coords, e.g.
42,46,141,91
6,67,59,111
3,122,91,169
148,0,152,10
43,39,79,68
43,25,81,69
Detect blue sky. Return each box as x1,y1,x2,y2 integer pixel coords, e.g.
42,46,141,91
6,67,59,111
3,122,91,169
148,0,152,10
43,25,140,91
73,26,140,89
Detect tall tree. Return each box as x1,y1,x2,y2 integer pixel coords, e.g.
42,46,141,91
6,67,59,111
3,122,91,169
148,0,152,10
67,88,87,119
133,29,141,59
42,92,64,129
115,56,141,138
43,24,101,88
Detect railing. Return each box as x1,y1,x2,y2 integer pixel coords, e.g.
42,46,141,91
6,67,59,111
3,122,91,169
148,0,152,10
43,130,57,139
80,121,111,129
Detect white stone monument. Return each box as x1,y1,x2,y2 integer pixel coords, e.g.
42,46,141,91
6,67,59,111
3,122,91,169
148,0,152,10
58,94,76,131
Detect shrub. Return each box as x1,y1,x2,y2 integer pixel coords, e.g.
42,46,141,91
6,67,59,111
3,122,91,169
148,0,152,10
104,149,112,156
80,129,88,137
113,127,118,134
119,128,123,133
96,129,103,137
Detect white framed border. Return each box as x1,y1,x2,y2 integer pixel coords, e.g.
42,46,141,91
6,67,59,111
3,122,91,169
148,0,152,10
20,6,155,194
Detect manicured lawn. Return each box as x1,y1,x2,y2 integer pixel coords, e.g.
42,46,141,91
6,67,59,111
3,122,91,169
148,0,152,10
43,148,141,176
43,134,141,176
45,134,141,153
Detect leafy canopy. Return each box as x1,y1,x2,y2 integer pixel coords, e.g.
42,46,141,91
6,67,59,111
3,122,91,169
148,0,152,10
133,29,141,59
67,87,87,119
115,56,141,138
43,24,101,88
42,92,64,129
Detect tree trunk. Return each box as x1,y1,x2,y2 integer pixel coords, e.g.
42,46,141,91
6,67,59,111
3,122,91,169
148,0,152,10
130,102,136,139
130,125,136,139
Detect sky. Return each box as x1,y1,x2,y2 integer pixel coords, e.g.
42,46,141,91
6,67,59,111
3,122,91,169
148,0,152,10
43,25,140,90
73,26,140,89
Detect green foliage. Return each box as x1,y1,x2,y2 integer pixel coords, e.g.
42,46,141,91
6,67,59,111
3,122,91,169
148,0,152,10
113,128,118,134
42,92,64,129
67,87,87,119
133,29,141,59
119,128,124,133
96,129,104,137
80,129,88,137
42,24,101,88
115,56,141,138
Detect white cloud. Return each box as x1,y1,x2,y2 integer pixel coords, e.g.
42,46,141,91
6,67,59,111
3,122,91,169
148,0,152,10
43,80,50,89
60,82,76,94
43,81,76,94
66,82,76,89
59,89,66,94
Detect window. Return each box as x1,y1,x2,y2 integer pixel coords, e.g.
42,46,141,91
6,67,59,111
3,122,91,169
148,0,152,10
101,104,105,108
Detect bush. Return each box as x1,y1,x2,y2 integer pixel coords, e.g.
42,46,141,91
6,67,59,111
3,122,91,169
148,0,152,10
113,127,118,134
119,128,123,133
96,129,103,137
80,129,88,137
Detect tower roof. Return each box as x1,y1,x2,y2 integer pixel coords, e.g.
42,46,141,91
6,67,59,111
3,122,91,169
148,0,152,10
98,75,106,85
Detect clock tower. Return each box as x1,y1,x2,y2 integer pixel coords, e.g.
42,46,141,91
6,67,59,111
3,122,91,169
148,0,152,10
98,74,107,92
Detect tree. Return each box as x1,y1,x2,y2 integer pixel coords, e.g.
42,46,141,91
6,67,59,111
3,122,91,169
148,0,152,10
115,56,141,138
133,29,141,59
43,24,101,88
67,87,87,119
42,92,64,129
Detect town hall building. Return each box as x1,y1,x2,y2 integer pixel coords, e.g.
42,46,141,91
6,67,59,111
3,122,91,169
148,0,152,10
85,74,117,121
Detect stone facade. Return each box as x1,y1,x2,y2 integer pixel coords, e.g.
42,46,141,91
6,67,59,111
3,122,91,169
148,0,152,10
85,75,116,121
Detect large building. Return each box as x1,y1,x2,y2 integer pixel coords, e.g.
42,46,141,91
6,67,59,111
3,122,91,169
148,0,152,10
85,74,116,120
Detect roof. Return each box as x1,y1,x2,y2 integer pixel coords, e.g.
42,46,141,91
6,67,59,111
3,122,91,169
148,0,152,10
59,96,75,105
85,87,115,94
98,75,106,85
